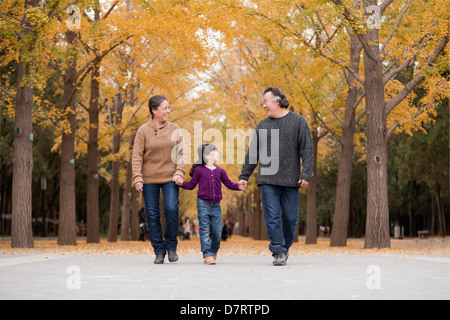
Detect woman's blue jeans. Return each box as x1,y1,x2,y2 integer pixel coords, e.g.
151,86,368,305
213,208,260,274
143,182,179,255
260,184,299,256
197,198,222,258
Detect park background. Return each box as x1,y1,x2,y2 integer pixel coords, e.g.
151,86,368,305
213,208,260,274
0,0,449,250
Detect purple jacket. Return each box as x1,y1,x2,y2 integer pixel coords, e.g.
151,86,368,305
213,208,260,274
181,166,239,203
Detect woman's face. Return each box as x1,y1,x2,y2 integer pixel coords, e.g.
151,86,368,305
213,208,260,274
153,100,170,122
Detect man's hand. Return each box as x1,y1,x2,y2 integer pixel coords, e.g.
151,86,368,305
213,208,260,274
238,180,248,191
299,179,309,187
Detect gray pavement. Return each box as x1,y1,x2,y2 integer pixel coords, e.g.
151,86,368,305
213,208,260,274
1,253,449,300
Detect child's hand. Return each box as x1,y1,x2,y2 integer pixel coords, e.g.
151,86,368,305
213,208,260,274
173,175,184,186
238,180,248,191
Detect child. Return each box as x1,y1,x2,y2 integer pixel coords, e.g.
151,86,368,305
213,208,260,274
177,144,244,265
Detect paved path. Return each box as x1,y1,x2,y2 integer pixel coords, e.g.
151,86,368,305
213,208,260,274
1,253,449,300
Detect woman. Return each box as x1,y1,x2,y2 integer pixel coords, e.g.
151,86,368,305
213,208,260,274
132,95,186,264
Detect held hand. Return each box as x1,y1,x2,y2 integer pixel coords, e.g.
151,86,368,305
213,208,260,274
135,182,143,192
238,180,248,191
173,175,184,186
299,179,309,188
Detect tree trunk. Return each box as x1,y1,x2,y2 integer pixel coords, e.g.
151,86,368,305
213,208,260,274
107,93,123,242
129,133,140,241
11,0,38,248
11,49,34,248
435,183,446,237
407,184,414,237
58,30,77,246
120,160,132,241
305,128,318,244
363,0,390,248
330,34,361,247
238,194,246,236
86,63,100,243
131,185,140,240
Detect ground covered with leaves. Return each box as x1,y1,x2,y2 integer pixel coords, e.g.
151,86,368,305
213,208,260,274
1,236,449,257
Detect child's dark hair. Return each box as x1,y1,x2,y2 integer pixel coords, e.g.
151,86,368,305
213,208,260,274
189,143,217,177
148,95,168,118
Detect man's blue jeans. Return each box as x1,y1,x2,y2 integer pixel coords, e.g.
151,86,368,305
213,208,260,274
197,198,222,258
260,184,299,256
143,182,179,255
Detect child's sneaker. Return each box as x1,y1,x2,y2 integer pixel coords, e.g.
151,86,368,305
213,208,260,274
204,256,216,265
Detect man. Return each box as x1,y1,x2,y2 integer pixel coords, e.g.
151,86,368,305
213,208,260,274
239,87,314,266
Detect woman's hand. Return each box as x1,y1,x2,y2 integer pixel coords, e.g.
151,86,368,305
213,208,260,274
135,182,143,192
173,175,184,186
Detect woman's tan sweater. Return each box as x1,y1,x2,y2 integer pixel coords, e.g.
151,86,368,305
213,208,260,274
132,118,186,185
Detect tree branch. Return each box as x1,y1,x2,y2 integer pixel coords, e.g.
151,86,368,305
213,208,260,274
0,85,15,99
386,97,436,140
385,35,449,117
381,0,412,54
330,0,381,64
102,0,118,20
321,99,343,126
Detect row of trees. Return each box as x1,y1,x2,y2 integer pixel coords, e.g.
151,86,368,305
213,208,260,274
1,0,448,248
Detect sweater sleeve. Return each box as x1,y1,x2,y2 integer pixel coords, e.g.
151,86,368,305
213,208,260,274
181,166,200,190
298,116,314,182
239,127,259,181
172,126,187,178
221,169,239,191
132,128,145,185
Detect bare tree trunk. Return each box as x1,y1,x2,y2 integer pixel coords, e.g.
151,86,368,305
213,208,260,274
253,188,261,240
238,195,245,236
86,63,100,243
363,0,390,248
408,184,414,237
120,160,132,241
305,128,318,244
131,186,140,240
58,30,77,246
435,183,446,237
330,35,361,247
11,0,38,248
11,50,34,248
107,93,123,242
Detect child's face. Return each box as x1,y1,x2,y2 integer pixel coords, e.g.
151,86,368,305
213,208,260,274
205,150,219,164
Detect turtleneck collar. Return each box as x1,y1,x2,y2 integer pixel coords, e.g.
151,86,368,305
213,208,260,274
147,117,169,130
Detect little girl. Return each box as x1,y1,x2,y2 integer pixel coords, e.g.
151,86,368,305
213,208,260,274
177,144,243,265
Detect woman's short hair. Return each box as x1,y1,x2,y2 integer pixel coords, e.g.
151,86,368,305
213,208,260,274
148,95,168,118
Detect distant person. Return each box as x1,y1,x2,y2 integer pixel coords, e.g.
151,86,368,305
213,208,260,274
239,87,314,266
132,95,186,264
138,207,148,241
183,217,191,240
177,144,245,264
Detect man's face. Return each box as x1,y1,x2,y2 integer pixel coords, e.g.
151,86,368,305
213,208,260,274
263,92,280,117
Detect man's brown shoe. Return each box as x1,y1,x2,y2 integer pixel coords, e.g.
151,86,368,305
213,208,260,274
204,256,216,265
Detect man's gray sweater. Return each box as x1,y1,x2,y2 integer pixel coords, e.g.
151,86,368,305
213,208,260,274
239,112,314,187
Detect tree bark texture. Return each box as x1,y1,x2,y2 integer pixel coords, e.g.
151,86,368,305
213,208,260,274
363,0,390,248
86,63,100,243
58,30,77,246
330,34,361,247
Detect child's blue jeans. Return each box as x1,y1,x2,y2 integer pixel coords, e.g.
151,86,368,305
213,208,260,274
197,198,222,258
